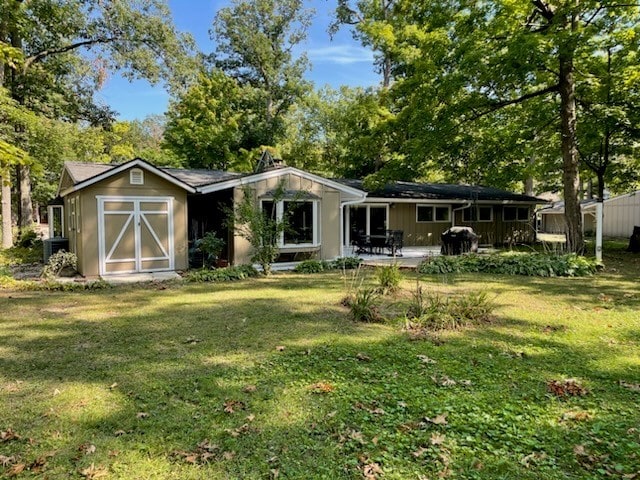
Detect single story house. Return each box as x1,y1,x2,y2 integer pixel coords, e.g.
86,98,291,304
538,191,640,238
54,158,542,277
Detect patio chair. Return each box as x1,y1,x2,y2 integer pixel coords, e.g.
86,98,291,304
385,230,404,257
352,231,372,255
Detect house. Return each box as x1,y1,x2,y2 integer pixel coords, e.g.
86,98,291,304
538,191,640,238
55,158,542,277
337,179,542,247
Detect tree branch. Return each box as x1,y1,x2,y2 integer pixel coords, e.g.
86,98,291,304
466,84,559,122
23,36,119,71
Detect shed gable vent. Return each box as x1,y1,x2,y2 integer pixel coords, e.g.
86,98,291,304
130,168,144,185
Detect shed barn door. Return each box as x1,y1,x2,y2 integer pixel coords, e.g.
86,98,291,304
98,197,174,275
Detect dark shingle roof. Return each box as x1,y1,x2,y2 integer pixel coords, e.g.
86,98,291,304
336,179,543,203
63,161,245,190
160,167,244,187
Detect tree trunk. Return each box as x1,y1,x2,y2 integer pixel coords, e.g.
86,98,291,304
18,164,33,229
1,179,12,248
558,41,583,253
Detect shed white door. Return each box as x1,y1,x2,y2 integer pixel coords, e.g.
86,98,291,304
98,196,174,275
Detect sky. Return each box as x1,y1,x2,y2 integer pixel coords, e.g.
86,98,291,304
97,0,380,120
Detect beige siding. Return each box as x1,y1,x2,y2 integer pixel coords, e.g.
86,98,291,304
231,172,343,264
455,206,535,245
387,203,448,246
71,168,188,277
602,192,640,237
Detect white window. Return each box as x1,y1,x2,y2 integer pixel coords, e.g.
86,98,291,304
261,199,319,247
130,168,144,185
503,206,530,222
416,205,450,223
463,206,493,222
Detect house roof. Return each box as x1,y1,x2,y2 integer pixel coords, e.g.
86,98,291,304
59,161,367,200
336,179,544,203
538,199,599,215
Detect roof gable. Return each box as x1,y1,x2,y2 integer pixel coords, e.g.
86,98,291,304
59,159,197,196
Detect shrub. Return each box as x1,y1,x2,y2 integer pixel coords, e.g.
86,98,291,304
185,265,259,283
192,231,225,268
331,256,363,270
417,252,600,277
349,287,382,322
406,290,495,331
42,250,78,279
294,259,329,273
375,263,402,293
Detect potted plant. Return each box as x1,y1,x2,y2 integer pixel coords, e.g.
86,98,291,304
194,231,226,268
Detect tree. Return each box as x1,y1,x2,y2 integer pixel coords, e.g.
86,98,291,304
349,0,640,253
1,0,195,241
211,0,313,147
330,0,396,88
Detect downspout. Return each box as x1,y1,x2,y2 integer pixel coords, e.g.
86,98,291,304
340,196,367,256
451,203,472,228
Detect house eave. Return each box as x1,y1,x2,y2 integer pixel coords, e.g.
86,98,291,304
363,197,540,205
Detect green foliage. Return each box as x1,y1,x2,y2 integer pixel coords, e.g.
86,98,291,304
349,287,381,322
192,231,226,268
185,265,259,283
405,290,495,331
227,183,289,275
0,244,42,265
417,253,600,277
293,259,329,274
294,257,362,273
375,263,402,293
41,251,78,279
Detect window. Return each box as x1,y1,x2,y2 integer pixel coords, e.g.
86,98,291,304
463,206,493,222
503,206,530,222
417,205,450,223
130,168,144,185
261,199,318,246
284,201,314,244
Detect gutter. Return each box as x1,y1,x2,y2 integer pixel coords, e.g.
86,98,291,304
451,202,472,228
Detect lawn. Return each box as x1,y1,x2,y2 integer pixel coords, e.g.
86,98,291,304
1,246,639,479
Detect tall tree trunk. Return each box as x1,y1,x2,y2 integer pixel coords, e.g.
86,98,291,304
558,27,583,253
18,164,33,229
1,181,12,248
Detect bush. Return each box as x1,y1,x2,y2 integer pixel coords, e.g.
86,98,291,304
192,231,225,268
42,250,77,279
349,287,382,322
417,252,600,277
331,256,363,270
375,263,402,293
406,290,495,331
185,265,259,283
294,259,329,273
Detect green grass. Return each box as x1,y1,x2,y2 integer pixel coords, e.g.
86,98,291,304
1,245,639,479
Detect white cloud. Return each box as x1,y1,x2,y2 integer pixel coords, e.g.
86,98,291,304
307,45,374,65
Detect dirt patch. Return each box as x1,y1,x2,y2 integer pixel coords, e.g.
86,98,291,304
10,263,43,280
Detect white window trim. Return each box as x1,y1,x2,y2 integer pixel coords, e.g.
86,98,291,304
416,204,451,223
503,206,530,222
463,206,494,222
261,198,320,248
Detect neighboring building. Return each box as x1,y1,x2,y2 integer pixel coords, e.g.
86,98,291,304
538,191,640,238
56,159,543,277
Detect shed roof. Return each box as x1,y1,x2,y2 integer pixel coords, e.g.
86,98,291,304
336,179,543,203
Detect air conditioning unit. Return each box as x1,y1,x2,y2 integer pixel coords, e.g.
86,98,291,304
43,238,69,263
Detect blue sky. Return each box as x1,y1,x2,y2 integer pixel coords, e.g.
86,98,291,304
97,0,379,120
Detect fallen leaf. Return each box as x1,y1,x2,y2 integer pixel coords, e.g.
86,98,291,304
370,408,385,415
0,455,16,467
427,413,448,426
113,429,126,436
7,463,25,477
243,384,257,393
326,410,338,418
1,428,20,442
136,411,149,419
619,380,640,392
79,463,108,479
245,414,255,422
222,451,235,460
362,461,383,479
412,447,429,458
356,352,371,362
561,410,593,422
197,440,219,452
574,444,587,456
223,400,246,414
430,432,446,445
417,355,437,364
547,379,588,397
109,383,118,390
309,382,335,394
270,468,279,478
79,443,96,455
108,450,119,457
275,345,285,351
53,388,61,396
